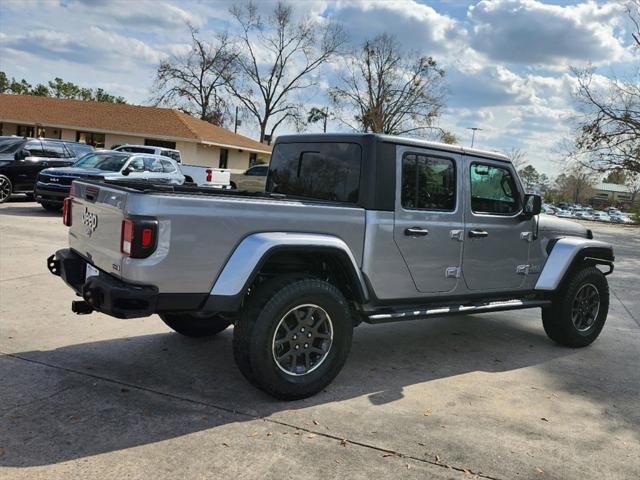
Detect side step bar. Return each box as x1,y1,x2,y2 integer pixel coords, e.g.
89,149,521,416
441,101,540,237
366,299,552,324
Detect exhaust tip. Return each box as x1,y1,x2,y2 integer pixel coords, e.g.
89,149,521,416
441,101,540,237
72,300,94,315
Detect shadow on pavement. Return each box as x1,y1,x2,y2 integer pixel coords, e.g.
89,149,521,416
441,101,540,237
0,197,60,217
2,313,614,468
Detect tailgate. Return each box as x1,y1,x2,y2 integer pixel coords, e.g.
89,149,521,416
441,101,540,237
68,182,128,278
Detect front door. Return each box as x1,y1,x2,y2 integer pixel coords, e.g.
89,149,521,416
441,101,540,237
462,159,532,291
393,147,463,293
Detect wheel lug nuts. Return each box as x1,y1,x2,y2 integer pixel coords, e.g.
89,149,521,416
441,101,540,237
304,343,309,348
300,327,305,332
292,335,297,340
307,333,312,338
295,345,300,350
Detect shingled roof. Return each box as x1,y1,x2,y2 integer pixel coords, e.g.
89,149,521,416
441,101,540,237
0,94,271,154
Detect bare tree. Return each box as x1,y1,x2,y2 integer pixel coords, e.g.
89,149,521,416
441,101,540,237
329,34,446,136
227,1,346,143
570,2,640,175
506,148,528,170
554,163,597,203
152,27,236,126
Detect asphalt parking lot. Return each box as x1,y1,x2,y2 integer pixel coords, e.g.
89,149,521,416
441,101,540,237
1,199,639,480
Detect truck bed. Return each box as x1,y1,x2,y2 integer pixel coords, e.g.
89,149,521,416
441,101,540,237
68,179,366,295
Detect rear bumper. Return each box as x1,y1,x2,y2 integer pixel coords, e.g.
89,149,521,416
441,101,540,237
35,182,70,204
47,249,207,319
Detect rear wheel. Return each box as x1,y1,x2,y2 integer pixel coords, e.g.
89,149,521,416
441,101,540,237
233,275,353,400
0,175,12,203
542,266,609,347
40,201,62,212
160,312,231,337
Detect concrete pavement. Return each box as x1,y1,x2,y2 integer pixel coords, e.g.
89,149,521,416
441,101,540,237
1,200,639,479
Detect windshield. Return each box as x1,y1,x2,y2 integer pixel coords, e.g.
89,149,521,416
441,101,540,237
74,153,129,172
0,137,25,154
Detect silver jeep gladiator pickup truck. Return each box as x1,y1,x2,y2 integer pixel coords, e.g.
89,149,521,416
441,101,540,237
48,134,614,400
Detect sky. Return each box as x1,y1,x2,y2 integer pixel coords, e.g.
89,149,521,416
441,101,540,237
0,0,636,177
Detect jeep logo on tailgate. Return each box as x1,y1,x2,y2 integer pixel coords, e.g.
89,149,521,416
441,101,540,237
82,207,98,236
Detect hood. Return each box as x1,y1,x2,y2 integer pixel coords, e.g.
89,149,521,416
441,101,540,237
40,167,110,178
538,214,589,238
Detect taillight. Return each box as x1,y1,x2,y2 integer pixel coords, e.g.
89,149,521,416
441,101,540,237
206,169,212,182
62,197,72,226
120,218,158,258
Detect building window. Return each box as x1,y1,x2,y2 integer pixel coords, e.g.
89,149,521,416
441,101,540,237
145,138,176,149
17,125,35,137
219,148,229,169
249,152,258,167
76,131,105,149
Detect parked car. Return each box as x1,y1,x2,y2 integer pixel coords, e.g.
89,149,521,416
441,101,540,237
230,164,268,191
574,211,595,221
35,151,185,211
113,144,230,188
0,136,94,203
556,209,572,218
610,213,635,224
48,133,614,400
541,204,556,215
592,212,610,222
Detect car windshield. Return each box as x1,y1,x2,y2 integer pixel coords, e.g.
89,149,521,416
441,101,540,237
0,137,24,153
73,153,129,171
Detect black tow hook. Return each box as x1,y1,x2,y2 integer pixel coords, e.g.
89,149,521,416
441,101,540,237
72,300,94,315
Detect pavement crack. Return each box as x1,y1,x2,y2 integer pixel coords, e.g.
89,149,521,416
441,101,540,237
1,351,505,480
611,288,640,328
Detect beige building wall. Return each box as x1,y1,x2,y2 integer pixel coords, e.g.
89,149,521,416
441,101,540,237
60,129,76,141
1,122,17,135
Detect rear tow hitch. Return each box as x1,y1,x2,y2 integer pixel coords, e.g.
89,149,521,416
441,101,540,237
72,300,94,315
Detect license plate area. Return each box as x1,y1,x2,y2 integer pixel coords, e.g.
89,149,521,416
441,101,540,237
86,263,100,281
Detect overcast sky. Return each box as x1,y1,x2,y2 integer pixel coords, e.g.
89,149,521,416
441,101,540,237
0,0,635,176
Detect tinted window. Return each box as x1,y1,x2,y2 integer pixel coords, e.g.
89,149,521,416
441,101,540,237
160,150,181,162
74,153,129,172
144,157,164,172
24,140,45,157
470,163,519,215
267,143,361,203
0,137,25,153
65,143,94,158
42,141,68,158
246,165,267,176
160,159,176,173
401,153,456,211
117,146,155,154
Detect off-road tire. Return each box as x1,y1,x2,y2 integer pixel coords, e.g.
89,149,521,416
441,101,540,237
40,201,62,212
160,312,231,337
233,275,353,400
542,266,609,347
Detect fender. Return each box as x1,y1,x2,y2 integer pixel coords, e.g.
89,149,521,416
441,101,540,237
206,232,369,311
535,237,614,291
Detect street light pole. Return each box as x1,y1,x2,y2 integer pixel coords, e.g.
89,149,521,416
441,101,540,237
467,127,482,148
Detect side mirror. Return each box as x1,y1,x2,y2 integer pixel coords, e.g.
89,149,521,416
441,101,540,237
121,167,130,176
521,193,542,219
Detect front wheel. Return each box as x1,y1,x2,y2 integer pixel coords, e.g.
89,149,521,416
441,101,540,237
160,312,231,337
0,175,12,203
542,266,609,347
233,276,353,400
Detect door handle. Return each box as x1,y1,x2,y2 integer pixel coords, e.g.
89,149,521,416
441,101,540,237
405,227,429,237
468,229,489,238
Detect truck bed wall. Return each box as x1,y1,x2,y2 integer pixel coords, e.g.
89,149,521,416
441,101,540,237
122,192,366,294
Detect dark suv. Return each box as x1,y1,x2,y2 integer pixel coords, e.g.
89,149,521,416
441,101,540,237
0,136,94,203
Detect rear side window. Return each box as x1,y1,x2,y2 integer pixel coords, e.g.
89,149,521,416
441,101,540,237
401,153,456,211
143,157,164,172
246,165,267,176
161,150,181,162
470,163,520,215
119,146,155,154
65,143,93,158
267,142,361,203
160,159,176,173
42,141,68,158
24,140,45,157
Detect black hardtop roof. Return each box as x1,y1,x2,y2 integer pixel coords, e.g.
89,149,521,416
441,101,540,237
275,133,510,163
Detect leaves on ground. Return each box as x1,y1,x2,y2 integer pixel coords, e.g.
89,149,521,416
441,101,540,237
423,409,432,416
540,417,549,422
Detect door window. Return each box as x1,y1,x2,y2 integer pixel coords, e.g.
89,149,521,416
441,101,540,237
24,140,45,157
470,163,520,215
143,157,164,172
127,157,145,172
42,141,68,158
401,153,456,211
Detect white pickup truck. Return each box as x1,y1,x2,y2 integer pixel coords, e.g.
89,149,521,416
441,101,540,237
114,145,230,189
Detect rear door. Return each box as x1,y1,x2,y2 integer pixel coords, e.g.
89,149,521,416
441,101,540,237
393,146,463,293
462,159,532,291
15,140,47,190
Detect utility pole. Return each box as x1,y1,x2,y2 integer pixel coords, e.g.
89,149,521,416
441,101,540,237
234,106,239,133
467,127,482,148
323,107,328,133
